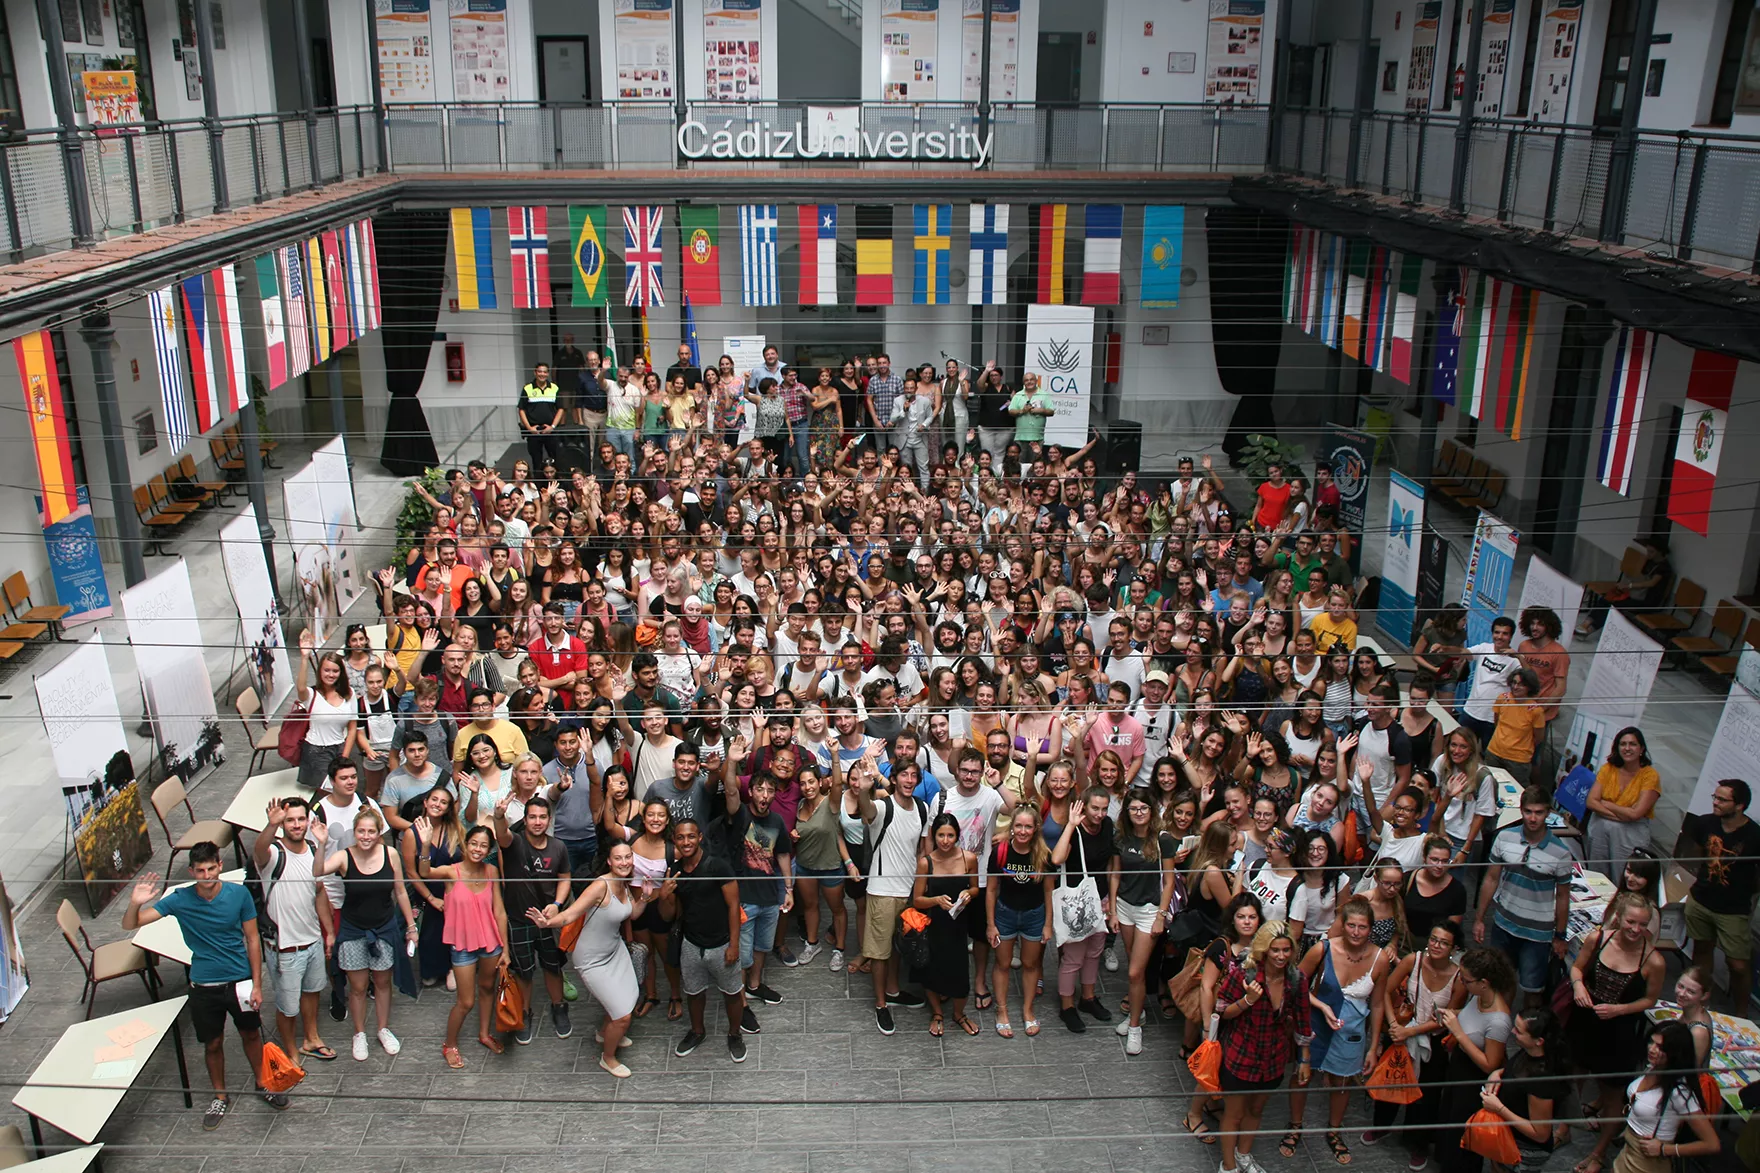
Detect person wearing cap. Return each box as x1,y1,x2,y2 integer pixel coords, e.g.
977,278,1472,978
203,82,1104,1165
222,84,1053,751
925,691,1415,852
1130,670,1175,787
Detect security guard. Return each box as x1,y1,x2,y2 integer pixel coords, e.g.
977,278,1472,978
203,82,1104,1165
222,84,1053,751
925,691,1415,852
518,363,563,469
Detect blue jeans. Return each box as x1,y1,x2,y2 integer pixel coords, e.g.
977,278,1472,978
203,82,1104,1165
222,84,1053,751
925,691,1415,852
788,426,812,476
738,902,781,970
1488,920,1553,993
606,428,636,460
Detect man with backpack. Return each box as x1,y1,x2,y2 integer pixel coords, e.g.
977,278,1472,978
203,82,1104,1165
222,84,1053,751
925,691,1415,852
853,747,927,1034
252,796,337,1065
936,747,1015,1013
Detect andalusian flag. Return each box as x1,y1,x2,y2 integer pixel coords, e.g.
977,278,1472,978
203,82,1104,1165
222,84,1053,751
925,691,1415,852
14,330,77,525
569,205,609,307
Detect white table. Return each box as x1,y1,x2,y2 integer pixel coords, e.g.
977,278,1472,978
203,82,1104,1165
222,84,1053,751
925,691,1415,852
130,870,246,967
218,768,305,835
5,1144,103,1172
11,998,191,1152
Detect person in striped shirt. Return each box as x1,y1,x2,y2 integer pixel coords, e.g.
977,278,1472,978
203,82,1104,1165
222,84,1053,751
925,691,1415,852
1473,785,1572,1008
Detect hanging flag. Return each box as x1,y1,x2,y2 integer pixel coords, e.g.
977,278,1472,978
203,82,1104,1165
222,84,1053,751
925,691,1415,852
1140,206,1184,309
321,229,350,351
211,265,249,413
739,204,780,307
1035,203,1068,304
449,207,497,311
1281,223,1307,327
1430,267,1467,406
256,253,287,391
281,244,312,378
148,286,193,451
508,206,552,310
1468,277,1506,417
14,330,78,525
603,304,619,374
1495,285,1539,438
855,204,893,305
179,274,220,434
359,218,382,329
623,205,665,308
1387,253,1421,383
1669,349,1740,535
678,206,722,306
1363,248,1393,373
638,306,652,365
1596,325,1654,496
683,296,701,368
1080,204,1123,306
568,205,608,307
968,204,1008,306
341,223,365,343
912,203,953,305
1342,241,1370,360
1455,271,1488,417
1300,229,1324,334
1318,234,1345,349
799,205,838,306
306,236,332,361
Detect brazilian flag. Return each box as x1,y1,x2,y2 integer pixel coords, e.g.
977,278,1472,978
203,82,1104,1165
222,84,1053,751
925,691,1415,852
569,205,608,306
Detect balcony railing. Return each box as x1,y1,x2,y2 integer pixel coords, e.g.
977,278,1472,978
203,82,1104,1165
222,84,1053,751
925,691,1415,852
1273,106,1760,276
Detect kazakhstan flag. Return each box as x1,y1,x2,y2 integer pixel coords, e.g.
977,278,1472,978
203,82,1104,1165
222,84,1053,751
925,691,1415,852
1141,206,1186,309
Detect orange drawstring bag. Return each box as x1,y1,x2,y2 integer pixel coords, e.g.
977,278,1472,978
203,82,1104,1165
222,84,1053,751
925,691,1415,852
1187,1038,1222,1092
1701,1072,1724,1116
900,908,931,932
259,1042,306,1094
1366,1045,1422,1105
1460,1108,1521,1165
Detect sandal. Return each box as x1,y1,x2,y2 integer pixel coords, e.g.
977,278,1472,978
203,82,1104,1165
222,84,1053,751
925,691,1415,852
1573,1160,1603,1173
1183,1113,1216,1145
848,957,871,974
299,1043,338,1062
954,1014,979,1036
1023,1019,1040,1036
633,995,659,1019
973,990,994,1010
995,1020,1014,1038
477,1034,504,1055
1158,995,1178,1019
928,1015,945,1037
442,1045,465,1070
666,997,684,1021
1279,1127,1302,1158
1326,1131,1352,1166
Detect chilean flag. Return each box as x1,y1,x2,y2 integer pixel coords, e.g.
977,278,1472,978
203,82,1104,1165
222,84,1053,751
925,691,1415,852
1668,349,1740,535
798,204,837,305
509,206,552,309
211,264,250,413
1596,325,1654,497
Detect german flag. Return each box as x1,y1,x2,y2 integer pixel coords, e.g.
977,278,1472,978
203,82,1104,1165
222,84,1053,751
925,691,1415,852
14,330,78,525
855,205,893,305
1035,203,1068,305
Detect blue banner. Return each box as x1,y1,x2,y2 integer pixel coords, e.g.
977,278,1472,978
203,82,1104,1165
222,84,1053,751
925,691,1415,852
38,485,111,626
1141,206,1186,308
1460,509,1519,647
1378,469,1425,647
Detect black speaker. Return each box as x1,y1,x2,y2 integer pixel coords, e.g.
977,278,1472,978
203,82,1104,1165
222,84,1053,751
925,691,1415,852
1104,420,1142,474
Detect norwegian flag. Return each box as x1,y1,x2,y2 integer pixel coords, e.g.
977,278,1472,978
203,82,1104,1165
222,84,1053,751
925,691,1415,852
509,206,552,309
281,244,312,377
623,205,665,308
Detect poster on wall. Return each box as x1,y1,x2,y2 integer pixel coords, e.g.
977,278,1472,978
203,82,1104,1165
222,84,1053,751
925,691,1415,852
1415,517,1450,630
1531,0,1582,121
312,436,363,612
1321,424,1374,572
880,0,939,103
615,0,675,100
1460,0,1515,118
1204,0,1265,106
448,0,510,102
1516,554,1585,642
80,0,103,45
283,461,339,641
58,0,82,43
1460,509,1519,647
961,0,1019,102
1379,470,1425,647
122,560,221,777
1563,610,1662,772
1689,683,1760,813
1404,0,1441,113
375,0,436,103
82,71,140,132
724,335,766,443
220,504,293,715
703,0,761,102
1024,304,1094,448
39,486,112,626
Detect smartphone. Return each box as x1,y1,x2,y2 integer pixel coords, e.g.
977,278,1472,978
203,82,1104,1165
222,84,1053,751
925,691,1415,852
851,433,867,449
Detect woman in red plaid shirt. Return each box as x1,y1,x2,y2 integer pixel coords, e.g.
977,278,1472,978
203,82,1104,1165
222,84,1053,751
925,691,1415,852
1216,920,1315,1173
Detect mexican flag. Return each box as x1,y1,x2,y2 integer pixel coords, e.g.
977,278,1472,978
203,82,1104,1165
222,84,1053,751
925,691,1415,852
1668,349,1740,536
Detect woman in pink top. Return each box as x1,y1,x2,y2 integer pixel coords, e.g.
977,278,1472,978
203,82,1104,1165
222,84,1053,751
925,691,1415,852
413,821,510,1068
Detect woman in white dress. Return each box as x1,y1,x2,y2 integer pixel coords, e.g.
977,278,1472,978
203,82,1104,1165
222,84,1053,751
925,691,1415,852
528,841,649,1078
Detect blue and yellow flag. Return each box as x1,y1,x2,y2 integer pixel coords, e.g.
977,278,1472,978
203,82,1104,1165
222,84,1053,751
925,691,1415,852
450,207,497,310
912,204,953,305
1142,207,1187,309
569,205,608,306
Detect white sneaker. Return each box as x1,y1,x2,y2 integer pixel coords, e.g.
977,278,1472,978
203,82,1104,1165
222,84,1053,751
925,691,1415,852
1115,1018,1131,1037
1237,1154,1262,1173
351,1032,368,1061
1103,947,1119,973
1011,954,1022,969
377,1028,401,1056
1125,1025,1143,1056
829,948,845,973
798,942,823,966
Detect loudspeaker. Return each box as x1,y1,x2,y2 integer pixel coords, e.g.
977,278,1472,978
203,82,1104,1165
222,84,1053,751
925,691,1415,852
1103,420,1142,474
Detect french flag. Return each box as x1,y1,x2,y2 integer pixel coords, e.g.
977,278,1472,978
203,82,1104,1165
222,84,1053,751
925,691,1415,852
180,274,220,433
1596,326,1654,497
1080,204,1122,305
1668,349,1740,535
798,205,837,305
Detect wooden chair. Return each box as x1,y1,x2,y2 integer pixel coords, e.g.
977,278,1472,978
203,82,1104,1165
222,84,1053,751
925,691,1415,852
56,899,157,1020
1674,600,1743,660
210,434,247,481
148,775,238,872
1440,458,1489,503
1634,577,1704,637
133,487,181,556
1584,546,1648,598
178,453,228,505
1433,445,1474,491
1704,618,1760,678
235,686,283,776
1431,438,1460,482
5,571,69,640
224,423,277,468
146,474,200,518
1463,468,1507,512
0,572,46,646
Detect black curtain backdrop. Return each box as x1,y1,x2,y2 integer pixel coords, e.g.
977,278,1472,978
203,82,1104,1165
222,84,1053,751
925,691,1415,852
1209,205,1288,463
378,210,447,476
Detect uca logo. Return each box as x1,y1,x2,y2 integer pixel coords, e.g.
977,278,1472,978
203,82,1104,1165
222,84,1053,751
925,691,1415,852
1037,338,1080,372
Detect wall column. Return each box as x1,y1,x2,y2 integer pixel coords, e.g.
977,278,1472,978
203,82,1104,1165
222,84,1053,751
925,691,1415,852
35,0,94,246
80,310,146,586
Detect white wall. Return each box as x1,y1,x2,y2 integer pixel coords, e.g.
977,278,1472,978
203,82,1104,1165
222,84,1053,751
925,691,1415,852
1037,0,1100,101
1096,0,1277,105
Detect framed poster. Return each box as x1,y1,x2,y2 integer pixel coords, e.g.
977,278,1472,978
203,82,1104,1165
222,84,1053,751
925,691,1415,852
880,0,939,103
116,0,134,48
1405,0,1440,112
1204,0,1265,106
375,0,437,103
450,0,510,102
703,0,761,101
614,0,675,100
961,0,1018,102
81,0,104,44
59,0,82,42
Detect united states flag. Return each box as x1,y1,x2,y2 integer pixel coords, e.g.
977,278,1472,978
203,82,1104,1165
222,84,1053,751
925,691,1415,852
281,244,312,377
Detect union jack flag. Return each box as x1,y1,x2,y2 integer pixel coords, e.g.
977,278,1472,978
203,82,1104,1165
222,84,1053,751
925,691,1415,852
623,205,664,308
281,243,312,377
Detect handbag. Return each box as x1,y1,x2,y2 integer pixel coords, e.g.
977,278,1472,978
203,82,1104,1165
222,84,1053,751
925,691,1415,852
1187,1014,1222,1093
278,703,310,766
1548,946,1578,1026
1052,827,1105,948
1167,936,1228,1022
492,957,526,1033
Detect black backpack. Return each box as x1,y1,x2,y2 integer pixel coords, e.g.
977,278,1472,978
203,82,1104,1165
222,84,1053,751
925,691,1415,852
242,845,291,940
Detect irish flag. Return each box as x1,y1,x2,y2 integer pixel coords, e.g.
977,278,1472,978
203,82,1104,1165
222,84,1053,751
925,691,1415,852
1667,349,1740,535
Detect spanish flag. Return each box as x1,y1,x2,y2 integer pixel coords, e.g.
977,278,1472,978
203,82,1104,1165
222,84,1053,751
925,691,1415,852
306,236,332,362
1035,203,1068,305
855,205,893,305
14,330,77,525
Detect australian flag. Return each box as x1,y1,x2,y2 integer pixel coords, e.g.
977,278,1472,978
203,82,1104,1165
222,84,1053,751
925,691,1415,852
1430,266,1466,406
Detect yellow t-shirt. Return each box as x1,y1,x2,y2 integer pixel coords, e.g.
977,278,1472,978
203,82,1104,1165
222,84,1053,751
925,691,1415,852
1307,612,1358,651
452,719,529,766
1488,694,1547,763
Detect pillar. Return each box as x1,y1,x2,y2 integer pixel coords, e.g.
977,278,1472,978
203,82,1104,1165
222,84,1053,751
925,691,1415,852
35,0,94,246
289,0,324,187
1600,0,1661,242
194,0,229,212
1346,0,1376,188
1450,1,1488,213
235,397,279,603
80,310,145,586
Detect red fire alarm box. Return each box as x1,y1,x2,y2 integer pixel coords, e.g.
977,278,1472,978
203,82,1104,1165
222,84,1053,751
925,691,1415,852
445,341,466,383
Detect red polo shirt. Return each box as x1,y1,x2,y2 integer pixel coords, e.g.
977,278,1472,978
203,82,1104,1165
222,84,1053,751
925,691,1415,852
527,633,589,684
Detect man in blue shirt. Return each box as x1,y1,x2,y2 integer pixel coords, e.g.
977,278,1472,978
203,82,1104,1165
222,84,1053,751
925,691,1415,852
124,841,288,1129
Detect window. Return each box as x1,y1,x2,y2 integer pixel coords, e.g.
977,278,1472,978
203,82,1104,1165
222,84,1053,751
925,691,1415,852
1592,0,1640,128
1708,0,1758,126
1514,0,1543,116
0,4,23,136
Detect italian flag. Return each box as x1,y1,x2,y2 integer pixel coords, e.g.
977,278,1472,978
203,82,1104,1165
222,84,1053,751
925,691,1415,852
1667,349,1740,536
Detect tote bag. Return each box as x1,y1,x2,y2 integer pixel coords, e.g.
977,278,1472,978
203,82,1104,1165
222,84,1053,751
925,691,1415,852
1052,828,1105,948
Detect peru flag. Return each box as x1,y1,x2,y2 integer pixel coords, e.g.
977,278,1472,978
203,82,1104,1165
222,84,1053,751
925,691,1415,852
1668,349,1740,535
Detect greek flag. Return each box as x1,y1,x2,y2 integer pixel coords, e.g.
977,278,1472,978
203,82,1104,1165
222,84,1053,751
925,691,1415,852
739,204,779,307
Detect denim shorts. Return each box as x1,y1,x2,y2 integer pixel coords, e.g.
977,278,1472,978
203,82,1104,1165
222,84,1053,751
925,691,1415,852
269,941,327,1017
450,944,503,967
993,902,1046,942
739,902,781,969
794,862,846,888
